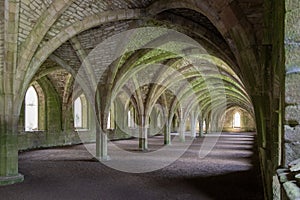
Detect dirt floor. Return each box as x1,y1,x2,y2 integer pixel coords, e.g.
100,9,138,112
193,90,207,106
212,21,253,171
0,132,263,200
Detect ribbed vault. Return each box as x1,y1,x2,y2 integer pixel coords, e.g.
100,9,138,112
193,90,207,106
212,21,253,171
0,0,287,199
18,0,257,161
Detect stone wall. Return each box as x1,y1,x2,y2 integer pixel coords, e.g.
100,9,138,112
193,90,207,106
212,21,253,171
0,0,4,79
272,0,300,199
0,1,6,178
285,0,300,167
18,130,89,150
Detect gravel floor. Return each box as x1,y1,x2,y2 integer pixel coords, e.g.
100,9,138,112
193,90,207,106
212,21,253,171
0,132,263,200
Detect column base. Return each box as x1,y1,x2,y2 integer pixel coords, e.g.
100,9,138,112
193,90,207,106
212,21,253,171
0,174,24,186
95,155,111,161
139,148,149,152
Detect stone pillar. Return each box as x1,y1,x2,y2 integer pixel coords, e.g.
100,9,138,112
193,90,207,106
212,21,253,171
0,95,24,185
0,0,23,185
149,109,157,136
198,118,203,137
95,122,109,160
121,106,127,130
179,119,186,142
164,120,171,145
89,105,96,135
205,118,209,134
190,112,196,138
138,115,148,151
95,90,109,160
251,94,275,200
114,100,126,136
100,129,108,159
210,112,219,133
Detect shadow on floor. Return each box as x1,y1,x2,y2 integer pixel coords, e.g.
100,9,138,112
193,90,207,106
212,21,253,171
0,132,263,200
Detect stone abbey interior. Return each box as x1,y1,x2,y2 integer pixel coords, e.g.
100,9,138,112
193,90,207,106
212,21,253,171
0,0,299,199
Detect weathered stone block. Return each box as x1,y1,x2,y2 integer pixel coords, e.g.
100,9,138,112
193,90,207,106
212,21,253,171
285,9,300,41
286,106,300,123
285,124,300,138
283,181,300,200
285,143,300,166
285,45,300,69
289,158,300,172
286,0,300,12
285,73,300,104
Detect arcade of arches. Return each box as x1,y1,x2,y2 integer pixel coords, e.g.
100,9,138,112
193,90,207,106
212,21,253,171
0,0,299,199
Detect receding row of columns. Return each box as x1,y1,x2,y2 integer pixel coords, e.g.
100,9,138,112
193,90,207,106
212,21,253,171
94,106,215,159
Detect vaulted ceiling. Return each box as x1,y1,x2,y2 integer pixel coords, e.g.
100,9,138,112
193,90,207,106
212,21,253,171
18,0,265,118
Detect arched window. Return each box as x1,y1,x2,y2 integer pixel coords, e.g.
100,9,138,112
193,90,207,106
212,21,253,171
128,110,132,127
74,95,88,129
107,111,111,129
107,107,115,129
203,120,206,131
233,112,241,128
128,107,135,128
25,86,38,131
157,113,162,128
74,97,82,128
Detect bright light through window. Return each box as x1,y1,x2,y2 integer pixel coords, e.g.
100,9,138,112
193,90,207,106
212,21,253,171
128,110,132,127
74,97,82,128
25,86,38,131
233,112,241,128
157,114,162,128
107,112,111,129
128,108,135,128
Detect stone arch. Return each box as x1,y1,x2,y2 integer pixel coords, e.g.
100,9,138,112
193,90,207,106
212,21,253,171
17,9,144,106
221,106,256,132
17,1,259,106
15,6,255,145
37,77,62,132
19,81,46,133
233,111,241,128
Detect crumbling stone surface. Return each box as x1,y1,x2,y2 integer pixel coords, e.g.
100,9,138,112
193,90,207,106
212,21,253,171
285,0,300,167
276,157,300,200
289,158,300,172
283,181,300,200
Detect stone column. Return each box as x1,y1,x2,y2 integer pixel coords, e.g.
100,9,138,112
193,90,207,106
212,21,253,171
94,88,109,160
251,94,275,200
0,95,24,185
198,118,203,137
138,114,148,151
164,120,171,145
205,118,209,134
179,119,186,142
100,129,108,159
89,105,96,138
0,0,23,185
190,112,196,138
149,109,157,136
95,120,109,160
209,112,219,133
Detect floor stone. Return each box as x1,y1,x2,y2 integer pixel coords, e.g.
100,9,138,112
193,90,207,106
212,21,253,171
0,132,263,200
